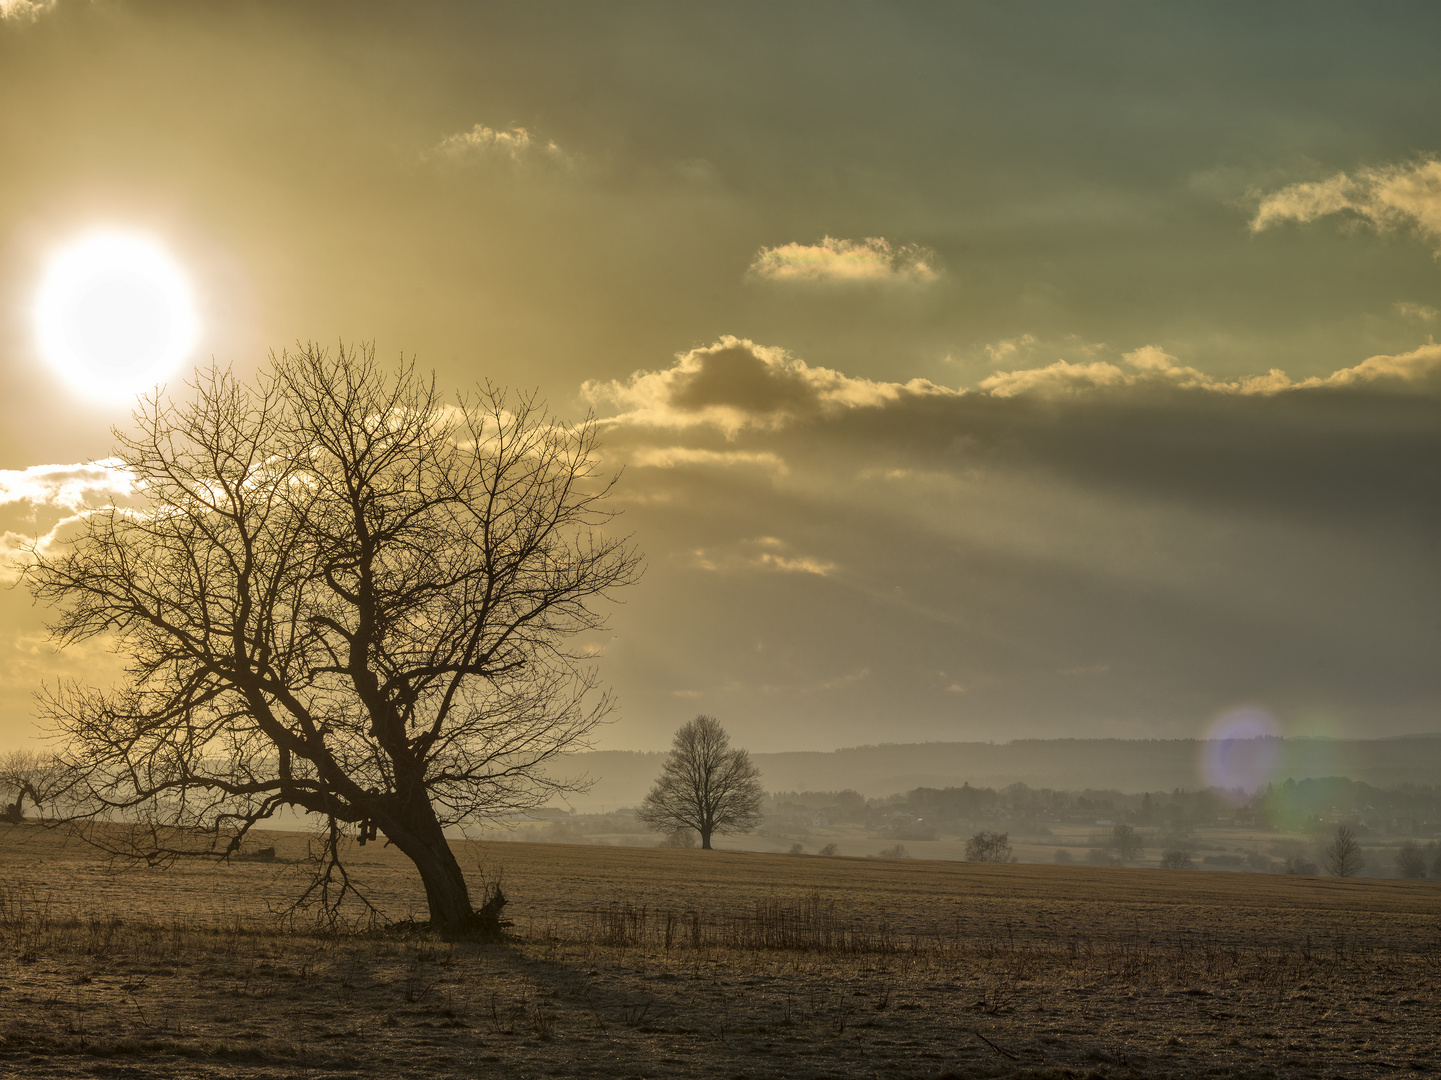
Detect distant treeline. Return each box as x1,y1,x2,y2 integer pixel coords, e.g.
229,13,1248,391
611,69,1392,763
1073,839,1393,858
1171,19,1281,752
557,736,1441,809
768,775,1441,840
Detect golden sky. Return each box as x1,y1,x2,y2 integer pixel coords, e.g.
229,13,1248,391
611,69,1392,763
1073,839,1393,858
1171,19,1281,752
1,2,1439,752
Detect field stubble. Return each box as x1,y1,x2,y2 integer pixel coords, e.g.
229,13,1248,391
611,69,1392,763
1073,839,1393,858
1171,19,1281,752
2,822,1440,1079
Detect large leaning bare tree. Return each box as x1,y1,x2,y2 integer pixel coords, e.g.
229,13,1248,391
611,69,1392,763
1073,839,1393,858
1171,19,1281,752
23,344,640,935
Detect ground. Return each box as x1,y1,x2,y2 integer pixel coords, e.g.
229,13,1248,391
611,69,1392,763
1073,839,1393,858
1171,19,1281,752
2,822,1439,1078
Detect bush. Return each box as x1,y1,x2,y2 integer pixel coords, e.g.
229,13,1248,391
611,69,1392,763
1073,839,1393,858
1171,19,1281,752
1053,849,1073,865
877,844,910,859
788,843,805,855
965,831,1014,863
1280,855,1319,876
818,842,840,856
660,828,698,849
1160,849,1195,870
1245,850,1274,872
1395,843,1427,879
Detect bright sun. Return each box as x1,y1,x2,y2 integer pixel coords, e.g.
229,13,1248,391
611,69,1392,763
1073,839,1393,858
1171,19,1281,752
34,229,200,402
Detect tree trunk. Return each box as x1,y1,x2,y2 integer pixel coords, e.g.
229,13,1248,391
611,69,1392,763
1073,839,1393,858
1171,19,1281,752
700,826,712,850
387,802,503,938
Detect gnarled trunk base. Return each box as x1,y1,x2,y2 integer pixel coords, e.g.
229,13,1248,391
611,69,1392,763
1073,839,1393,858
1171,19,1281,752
388,808,506,939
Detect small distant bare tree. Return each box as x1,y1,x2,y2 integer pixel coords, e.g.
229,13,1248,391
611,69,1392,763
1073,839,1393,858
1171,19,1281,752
23,345,640,935
964,830,1014,862
1394,842,1426,880
1324,825,1363,878
637,716,762,850
0,750,70,823
1109,823,1145,865
1159,849,1194,870
818,842,840,856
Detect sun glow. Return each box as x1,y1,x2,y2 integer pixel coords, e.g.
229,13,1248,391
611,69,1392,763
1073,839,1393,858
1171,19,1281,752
33,230,199,402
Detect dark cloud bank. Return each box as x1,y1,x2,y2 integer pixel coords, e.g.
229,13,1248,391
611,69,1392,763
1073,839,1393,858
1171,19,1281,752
588,339,1441,749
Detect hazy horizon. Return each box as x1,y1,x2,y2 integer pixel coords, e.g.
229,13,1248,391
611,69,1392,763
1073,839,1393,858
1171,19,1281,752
2,2,1440,756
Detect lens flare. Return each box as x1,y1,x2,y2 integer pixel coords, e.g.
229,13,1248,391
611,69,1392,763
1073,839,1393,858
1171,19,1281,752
1201,705,1281,795
33,229,199,403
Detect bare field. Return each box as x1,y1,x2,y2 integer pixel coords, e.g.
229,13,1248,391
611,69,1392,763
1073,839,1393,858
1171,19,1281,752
3,823,1440,1079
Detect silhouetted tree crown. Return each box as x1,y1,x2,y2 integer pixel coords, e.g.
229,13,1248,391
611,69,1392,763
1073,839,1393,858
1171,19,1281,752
637,716,763,850
1324,824,1364,878
964,830,1013,863
24,344,641,935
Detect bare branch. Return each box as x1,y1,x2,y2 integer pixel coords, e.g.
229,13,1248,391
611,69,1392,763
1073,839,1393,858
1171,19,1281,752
22,343,642,934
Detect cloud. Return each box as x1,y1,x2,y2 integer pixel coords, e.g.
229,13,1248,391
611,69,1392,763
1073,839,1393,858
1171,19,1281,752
1303,341,1441,388
0,0,56,22
981,345,1263,397
583,336,957,435
626,446,788,474
692,536,838,577
0,459,136,583
434,124,570,167
1251,158,1441,250
746,236,940,285
979,342,1441,398
983,333,1038,364
0,459,135,515
1395,302,1438,322
600,337,1441,744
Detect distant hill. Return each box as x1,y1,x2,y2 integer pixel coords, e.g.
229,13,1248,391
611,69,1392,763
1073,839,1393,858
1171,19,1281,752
551,736,1441,811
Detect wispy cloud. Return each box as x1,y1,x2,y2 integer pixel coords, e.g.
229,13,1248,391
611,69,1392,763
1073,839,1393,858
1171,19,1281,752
626,446,788,474
980,342,1441,398
0,459,135,514
433,124,570,167
1251,158,1441,251
0,459,136,582
1395,301,1438,322
983,333,1038,364
746,236,940,285
583,336,956,435
692,536,838,577
0,0,57,23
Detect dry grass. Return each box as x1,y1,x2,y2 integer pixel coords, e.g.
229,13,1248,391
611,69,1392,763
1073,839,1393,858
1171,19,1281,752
3,821,1440,1078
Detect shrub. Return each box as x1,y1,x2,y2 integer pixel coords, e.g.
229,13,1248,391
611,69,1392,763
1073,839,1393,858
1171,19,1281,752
1245,850,1274,872
818,843,840,856
1053,849,1073,865
1395,843,1427,879
660,828,697,849
1160,850,1194,870
788,843,805,855
877,844,909,859
1280,855,1318,876
965,831,1013,863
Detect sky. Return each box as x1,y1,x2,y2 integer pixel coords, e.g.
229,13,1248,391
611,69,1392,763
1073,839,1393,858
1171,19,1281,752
0,1,1438,753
